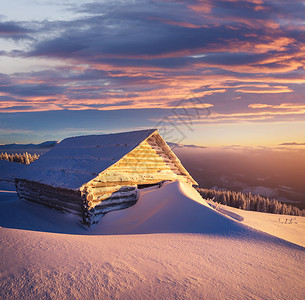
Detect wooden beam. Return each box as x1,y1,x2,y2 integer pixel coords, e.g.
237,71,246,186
92,199,137,212
17,186,82,205
89,195,137,208
115,156,171,163
86,185,136,194
88,189,137,199
19,194,83,215
89,178,175,187
16,179,81,198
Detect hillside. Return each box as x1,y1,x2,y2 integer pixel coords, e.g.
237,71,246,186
0,141,57,150
0,163,304,299
0,141,57,155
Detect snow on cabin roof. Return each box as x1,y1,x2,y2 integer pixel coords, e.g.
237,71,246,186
18,129,158,190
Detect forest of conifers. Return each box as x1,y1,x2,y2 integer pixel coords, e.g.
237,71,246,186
0,152,40,165
197,188,305,216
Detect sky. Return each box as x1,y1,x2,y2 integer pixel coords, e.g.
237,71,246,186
0,0,305,146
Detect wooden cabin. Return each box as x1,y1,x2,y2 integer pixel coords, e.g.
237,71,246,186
15,129,197,226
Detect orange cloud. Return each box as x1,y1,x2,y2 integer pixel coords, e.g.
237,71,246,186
249,103,305,109
235,86,293,93
207,83,293,93
188,1,213,14
254,37,295,52
248,103,272,109
170,108,305,125
148,17,205,29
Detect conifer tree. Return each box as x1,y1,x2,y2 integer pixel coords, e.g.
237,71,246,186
196,187,305,216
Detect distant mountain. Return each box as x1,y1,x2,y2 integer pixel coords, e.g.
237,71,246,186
167,142,206,149
1,140,205,151
279,142,305,146
36,141,58,148
0,141,58,150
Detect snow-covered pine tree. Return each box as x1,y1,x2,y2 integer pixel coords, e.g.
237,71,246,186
24,153,30,165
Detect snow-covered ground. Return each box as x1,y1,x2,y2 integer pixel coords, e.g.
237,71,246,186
0,160,25,183
0,162,304,299
207,200,305,248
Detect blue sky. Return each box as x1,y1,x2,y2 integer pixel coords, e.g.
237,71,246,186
1,0,305,146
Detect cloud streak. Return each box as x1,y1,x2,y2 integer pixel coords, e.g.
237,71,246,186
0,0,304,142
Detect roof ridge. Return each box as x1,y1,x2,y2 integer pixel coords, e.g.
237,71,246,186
62,128,158,141
17,129,159,189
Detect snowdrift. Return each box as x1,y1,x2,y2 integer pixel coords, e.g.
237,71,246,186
0,179,249,236
95,181,256,236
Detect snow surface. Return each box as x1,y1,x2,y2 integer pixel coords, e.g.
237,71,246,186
0,160,25,181
16,129,157,189
208,200,305,248
0,177,304,299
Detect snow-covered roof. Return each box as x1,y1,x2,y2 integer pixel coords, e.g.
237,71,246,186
18,129,157,189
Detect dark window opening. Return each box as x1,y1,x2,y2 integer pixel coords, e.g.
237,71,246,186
137,183,161,189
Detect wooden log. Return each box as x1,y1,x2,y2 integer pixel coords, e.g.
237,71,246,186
115,161,181,173
18,186,80,203
114,160,172,167
98,170,181,178
86,194,94,202
19,194,83,216
17,186,82,205
18,190,83,213
89,189,137,199
105,166,173,173
17,185,79,203
93,172,179,181
119,158,172,164
89,178,175,188
94,190,137,202
93,200,137,214
121,157,171,165
87,181,137,187
109,163,173,169
87,192,137,203
91,170,181,182
108,166,170,171
135,144,155,149
115,157,171,164
127,149,164,156
97,173,180,182
110,168,175,174
16,179,81,197
91,195,137,208
125,147,180,163
136,145,163,152
86,185,136,194
117,155,167,161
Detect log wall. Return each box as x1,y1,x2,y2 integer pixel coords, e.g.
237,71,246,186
15,179,139,226
80,184,138,225
15,178,83,216
79,133,195,225
84,134,192,190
